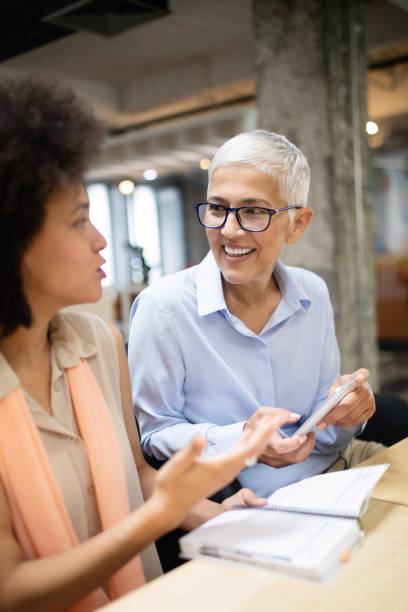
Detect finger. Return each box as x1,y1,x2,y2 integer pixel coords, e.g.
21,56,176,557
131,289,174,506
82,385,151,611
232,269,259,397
170,434,207,468
250,497,268,507
353,368,370,382
259,432,315,467
331,399,375,427
186,433,207,456
317,400,355,428
284,432,315,462
318,405,369,429
213,416,283,477
239,488,268,507
256,408,301,424
328,368,369,395
318,383,373,428
270,431,308,453
241,412,288,442
239,413,290,455
211,413,293,478
245,407,301,431
220,489,268,511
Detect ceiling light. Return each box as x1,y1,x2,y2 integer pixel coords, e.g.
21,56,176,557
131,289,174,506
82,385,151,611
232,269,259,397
118,179,135,195
366,121,379,135
143,169,158,181
200,158,211,170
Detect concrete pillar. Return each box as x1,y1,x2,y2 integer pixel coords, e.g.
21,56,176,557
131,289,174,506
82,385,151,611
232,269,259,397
252,0,378,387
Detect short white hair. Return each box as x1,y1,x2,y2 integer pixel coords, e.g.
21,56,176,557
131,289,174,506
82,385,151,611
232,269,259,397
208,130,310,206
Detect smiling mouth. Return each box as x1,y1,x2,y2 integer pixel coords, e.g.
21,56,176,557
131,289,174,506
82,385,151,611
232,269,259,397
223,246,255,257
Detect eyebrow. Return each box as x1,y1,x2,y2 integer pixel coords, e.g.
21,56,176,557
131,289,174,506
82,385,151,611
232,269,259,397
209,196,273,207
71,202,90,214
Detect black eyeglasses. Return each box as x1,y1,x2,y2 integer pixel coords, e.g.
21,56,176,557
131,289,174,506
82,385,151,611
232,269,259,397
194,203,302,232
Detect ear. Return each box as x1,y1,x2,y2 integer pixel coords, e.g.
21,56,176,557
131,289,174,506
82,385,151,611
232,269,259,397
286,207,313,244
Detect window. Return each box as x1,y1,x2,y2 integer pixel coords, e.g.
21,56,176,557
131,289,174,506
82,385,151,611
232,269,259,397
87,183,115,287
127,184,187,283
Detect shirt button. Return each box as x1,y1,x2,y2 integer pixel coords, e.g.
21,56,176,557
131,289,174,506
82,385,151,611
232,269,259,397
67,436,77,445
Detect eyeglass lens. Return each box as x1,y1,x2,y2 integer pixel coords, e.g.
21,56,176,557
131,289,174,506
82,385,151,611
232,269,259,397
198,204,271,231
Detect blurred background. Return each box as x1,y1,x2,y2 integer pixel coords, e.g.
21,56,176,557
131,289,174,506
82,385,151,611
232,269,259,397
0,0,406,399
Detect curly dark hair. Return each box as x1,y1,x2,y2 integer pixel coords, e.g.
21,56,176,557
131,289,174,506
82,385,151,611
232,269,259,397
0,74,104,337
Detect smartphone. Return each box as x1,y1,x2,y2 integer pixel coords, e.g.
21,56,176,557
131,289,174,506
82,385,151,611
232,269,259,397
291,377,358,437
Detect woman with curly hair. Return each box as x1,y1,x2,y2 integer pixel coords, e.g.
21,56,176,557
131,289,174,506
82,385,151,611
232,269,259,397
0,74,291,612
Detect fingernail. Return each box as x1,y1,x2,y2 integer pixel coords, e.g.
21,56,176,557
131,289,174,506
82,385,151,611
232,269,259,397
317,422,326,431
289,412,301,420
297,434,307,444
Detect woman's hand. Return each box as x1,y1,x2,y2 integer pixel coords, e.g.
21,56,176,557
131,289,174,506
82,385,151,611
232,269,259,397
244,406,315,468
220,488,268,512
149,410,290,530
316,369,375,430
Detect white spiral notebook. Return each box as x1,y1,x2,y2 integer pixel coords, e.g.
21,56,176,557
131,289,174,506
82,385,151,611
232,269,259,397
179,464,389,582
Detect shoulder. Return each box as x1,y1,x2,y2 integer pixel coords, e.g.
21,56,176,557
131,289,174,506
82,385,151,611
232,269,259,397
132,265,198,316
284,265,330,299
58,310,118,357
58,311,123,394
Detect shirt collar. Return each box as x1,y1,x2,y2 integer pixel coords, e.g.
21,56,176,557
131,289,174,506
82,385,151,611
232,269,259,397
273,260,312,311
196,251,312,318
196,251,227,316
48,312,96,369
0,312,97,400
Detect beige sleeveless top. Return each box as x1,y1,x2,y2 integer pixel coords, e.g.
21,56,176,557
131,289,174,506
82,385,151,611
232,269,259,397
0,311,162,582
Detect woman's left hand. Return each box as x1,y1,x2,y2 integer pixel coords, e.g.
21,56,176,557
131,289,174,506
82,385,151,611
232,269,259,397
150,411,289,531
220,488,268,512
316,368,376,430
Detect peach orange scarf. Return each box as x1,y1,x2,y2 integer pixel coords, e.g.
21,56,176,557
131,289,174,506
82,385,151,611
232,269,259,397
0,358,145,612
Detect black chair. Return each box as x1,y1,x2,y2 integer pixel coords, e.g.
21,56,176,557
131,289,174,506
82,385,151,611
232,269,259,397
357,392,408,447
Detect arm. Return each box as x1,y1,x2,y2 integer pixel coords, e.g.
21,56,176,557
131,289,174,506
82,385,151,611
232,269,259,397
109,321,221,529
0,467,184,612
0,370,286,612
304,287,368,449
110,322,268,530
310,293,372,445
128,290,257,460
242,282,367,469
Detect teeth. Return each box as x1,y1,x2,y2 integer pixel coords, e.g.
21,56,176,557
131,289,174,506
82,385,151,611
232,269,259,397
224,246,253,256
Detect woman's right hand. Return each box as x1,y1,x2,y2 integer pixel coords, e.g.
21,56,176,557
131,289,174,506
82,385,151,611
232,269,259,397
148,409,292,531
245,406,315,468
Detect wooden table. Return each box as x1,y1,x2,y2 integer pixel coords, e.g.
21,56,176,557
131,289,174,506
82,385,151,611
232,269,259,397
104,440,408,612
357,438,408,506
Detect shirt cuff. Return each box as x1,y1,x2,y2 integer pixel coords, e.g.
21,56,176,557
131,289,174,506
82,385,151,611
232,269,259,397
205,421,246,454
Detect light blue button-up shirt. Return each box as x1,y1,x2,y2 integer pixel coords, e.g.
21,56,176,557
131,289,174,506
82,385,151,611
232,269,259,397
128,252,360,496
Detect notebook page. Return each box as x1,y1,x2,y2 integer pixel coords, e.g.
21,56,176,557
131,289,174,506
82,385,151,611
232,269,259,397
266,464,389,517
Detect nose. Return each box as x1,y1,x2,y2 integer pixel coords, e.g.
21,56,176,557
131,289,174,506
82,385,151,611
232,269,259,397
91,223,107,251
220,210,245,237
